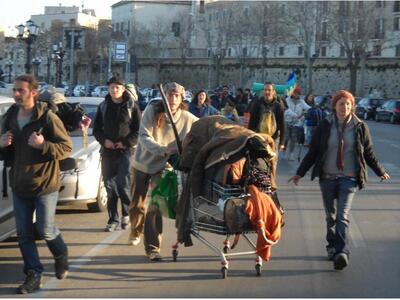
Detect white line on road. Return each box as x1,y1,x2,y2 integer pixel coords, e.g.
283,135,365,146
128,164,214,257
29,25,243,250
32,229,125,298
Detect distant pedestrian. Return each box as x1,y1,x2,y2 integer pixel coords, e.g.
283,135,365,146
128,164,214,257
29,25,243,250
221,98,241,124
304,94,325,146
128,82,198,261
289,90,390,270
93,76,141,232
0,75,72,294
189,90,220,118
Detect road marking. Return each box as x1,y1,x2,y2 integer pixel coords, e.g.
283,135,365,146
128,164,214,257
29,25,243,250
33,229,125,298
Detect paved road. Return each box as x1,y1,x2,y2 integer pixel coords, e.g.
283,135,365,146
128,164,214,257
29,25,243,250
0,121,399,297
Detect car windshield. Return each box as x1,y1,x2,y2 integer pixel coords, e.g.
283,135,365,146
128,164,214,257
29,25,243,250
69,103,98,137
370,99,385,105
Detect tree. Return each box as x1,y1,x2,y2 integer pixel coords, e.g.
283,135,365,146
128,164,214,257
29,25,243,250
327,1,390,95
252,1,293,83
286,1,324,93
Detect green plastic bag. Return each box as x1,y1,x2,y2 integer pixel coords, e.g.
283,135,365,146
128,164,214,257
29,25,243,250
150,170,178,219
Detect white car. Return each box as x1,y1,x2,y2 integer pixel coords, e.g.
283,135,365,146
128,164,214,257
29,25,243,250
92,86,108,97
0,96,107,241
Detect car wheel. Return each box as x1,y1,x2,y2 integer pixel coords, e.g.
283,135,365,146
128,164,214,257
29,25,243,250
363,112,369,120
87,177,108,212
390,115,395,124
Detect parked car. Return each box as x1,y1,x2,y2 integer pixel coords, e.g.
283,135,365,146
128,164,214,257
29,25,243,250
355,97,387,120
375,99,400,124
92,85,109,97
0,96,108,241
0,96,16,241
59,97,107,212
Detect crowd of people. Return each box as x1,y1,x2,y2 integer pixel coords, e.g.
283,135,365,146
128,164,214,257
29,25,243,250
0,75,390,294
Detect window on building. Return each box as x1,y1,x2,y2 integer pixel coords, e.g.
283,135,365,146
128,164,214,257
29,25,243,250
372,45,381,56
298,46,303,56
127,20,130,36
172,22,180,37
244,6,249,17
322,1,328,13
281,4,286,14
321,46,327,57
375,1,383,8
321,22,328,40
340,46,346,57
394,17,400,31
116,22,120,32
279,46,285,56
374,18,385,38
394,1,400,12
209,13,212,22
339,2,349,15
120,21,124,33
358,1,364,9
200,0,205,13
243,47,247,57
228,48,231,57
396,45,400,57
207,48,211,58
262,47,268,57
69,18,76,26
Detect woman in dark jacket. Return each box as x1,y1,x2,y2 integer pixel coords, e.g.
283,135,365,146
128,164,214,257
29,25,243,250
189,90,220,118
289,90,390,271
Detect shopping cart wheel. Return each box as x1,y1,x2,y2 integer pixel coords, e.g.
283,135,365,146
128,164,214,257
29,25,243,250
221,267,228,279
172,249,178,262
255,264,262,276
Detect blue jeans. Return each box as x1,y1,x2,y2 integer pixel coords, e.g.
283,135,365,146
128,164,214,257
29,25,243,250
13,191,66,274
319,177,357,255
101,151,133,225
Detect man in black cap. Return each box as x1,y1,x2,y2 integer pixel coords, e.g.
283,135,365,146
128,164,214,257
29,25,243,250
93,76,142,232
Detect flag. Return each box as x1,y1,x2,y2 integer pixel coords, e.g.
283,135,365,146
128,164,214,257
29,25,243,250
286,71,297,96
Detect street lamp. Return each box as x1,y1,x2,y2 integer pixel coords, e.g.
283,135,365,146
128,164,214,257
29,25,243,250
52,42,66,87
32,57,41,78
5,60,13,83
16,20,40,74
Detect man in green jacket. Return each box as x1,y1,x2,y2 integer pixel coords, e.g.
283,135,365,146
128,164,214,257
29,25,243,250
0,75,72,294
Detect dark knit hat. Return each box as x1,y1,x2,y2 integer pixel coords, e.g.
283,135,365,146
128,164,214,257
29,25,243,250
107,76,125,86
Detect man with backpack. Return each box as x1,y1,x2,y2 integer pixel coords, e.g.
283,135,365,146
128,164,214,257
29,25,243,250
0,75,72,294
248,82,286,152
93,76,141,232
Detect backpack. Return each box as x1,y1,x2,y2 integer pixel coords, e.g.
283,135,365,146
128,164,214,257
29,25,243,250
258,108,277,137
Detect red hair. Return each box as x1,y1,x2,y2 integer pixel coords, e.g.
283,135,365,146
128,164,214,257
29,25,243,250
331,90,355,111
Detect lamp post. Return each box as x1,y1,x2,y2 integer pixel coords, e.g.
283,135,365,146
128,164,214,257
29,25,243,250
5,60,13,83
52,42,66,87
16,20,40,74
32,57,41,78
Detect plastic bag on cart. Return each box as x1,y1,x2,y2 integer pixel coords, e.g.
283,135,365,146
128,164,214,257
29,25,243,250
224,196,252,234
150,170,178,219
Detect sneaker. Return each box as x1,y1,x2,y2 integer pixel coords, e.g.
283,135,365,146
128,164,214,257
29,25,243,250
129,235,141,246
54,252,69,280
16,270,43,294
121,216,130,230
333,252,349,270
147,252,162,262
105,223,118,232
327,247,336,261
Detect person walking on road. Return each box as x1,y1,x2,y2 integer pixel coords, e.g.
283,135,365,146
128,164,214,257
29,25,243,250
0,75,72,294
93,76,141,232
289,90,390,271
248,82,286,152
189,90,220,118
128,82,198,261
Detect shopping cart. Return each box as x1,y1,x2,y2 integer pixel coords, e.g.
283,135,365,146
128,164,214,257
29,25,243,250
173,178,277,279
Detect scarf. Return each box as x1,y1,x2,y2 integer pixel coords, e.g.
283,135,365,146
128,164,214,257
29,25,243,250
335,114,351,170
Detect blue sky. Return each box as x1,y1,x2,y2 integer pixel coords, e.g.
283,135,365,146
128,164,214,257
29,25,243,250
0,0,116,34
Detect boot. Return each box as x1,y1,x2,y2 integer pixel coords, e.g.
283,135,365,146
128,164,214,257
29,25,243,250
16,270,42,294
46,234,69,280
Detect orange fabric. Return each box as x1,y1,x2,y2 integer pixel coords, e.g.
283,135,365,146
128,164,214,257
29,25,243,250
245,185,282,261
230,158,246,184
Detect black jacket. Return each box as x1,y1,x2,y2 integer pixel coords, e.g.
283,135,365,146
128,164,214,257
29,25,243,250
248,96,286,145
93,91,141,157
296,114,386,189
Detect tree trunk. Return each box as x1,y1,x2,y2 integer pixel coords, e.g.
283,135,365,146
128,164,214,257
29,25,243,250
359,56,366,97
349,63,357,95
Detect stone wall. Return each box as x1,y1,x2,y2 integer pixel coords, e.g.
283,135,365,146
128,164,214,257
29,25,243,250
108,57,400,98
